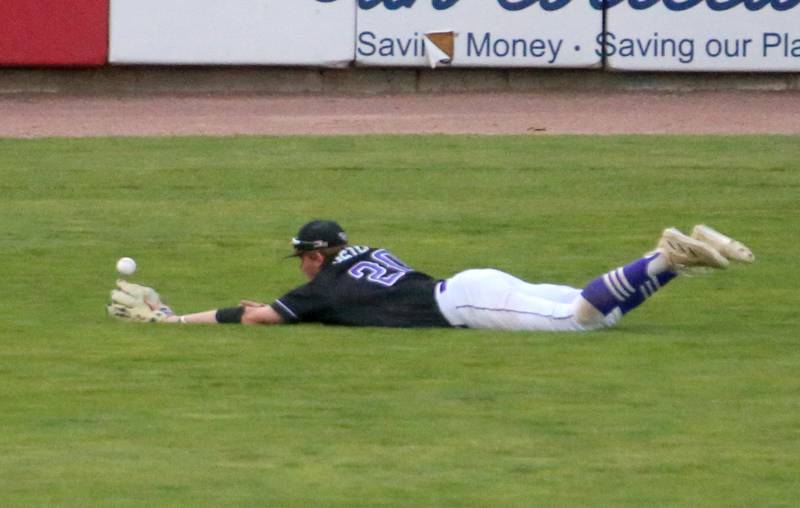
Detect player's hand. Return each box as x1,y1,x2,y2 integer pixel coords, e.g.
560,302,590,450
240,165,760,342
107,279,174,323
106,302,173,323
113,279,165,309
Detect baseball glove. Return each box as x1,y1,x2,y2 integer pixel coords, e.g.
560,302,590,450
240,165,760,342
106,279,174,323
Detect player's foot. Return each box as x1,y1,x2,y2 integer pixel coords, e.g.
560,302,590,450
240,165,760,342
691,224,755,263
657,227,729,270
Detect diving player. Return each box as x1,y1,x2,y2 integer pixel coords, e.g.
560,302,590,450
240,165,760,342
107,220,754,332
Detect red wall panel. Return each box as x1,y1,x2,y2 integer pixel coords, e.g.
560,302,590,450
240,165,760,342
0,0,108,66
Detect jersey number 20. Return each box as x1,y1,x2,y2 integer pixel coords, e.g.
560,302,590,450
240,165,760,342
347,249,411,287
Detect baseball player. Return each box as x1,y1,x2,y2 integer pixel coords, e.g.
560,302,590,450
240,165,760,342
107,220,754,331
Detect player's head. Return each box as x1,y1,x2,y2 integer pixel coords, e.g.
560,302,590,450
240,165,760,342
291,220,348,254
291,220,348,279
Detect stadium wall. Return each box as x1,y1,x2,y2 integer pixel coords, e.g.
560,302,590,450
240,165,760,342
0,0,798,93
2,67,799,94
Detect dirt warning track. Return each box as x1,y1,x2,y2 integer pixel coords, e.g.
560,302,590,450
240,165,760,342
1,91,799,137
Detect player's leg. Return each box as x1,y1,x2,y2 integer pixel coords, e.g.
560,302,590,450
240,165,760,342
513,281,582,304
505,274,624,330
435,269,599,332
434,227,701,332
435,227,751,332
576,227,731,327
485,272,626,329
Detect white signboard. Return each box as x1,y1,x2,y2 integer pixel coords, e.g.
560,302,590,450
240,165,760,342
606,0,800,71
356,0,603,68
110,0,356,66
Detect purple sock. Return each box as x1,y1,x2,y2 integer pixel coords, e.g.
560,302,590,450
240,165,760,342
581,255,677,316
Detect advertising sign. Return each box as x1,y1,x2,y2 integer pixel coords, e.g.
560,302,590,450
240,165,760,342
109,0,356,66
355,0,603,68
605,0,800,71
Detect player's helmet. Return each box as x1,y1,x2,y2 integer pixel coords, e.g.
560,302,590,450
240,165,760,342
291,220,348,255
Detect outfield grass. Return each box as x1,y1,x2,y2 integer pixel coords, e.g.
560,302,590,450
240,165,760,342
1,135,798,507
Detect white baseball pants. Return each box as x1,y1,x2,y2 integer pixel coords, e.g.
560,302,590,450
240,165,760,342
434,269,621,332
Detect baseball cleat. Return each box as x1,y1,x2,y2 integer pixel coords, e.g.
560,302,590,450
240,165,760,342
691,224,755,263
657,227,729,270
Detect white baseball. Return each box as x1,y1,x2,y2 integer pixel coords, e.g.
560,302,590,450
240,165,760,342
116,257,137,276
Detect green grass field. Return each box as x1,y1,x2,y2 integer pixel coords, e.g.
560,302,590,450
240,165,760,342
1,135,798,507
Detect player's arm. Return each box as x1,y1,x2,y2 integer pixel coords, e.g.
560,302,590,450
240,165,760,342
106,280,284,326
171,301,284,325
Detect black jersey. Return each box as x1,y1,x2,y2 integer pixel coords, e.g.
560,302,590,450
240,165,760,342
272,246,451,328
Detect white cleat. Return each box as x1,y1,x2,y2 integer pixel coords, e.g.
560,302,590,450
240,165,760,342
657,227,729,270
691,224,755,263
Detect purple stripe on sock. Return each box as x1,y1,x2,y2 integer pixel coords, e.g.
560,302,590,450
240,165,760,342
656,270,677,286
615,256,651,314
582,254,678,317
581,276,619,315
622,256,651,288
618,292,645,314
